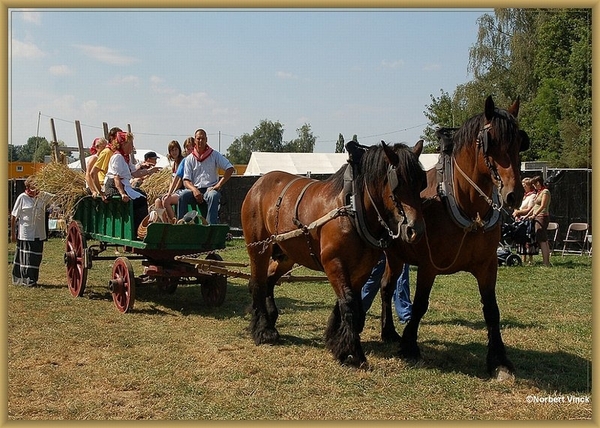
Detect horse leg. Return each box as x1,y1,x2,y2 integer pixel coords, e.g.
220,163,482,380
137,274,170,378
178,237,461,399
247,244,281,345
324,286,367,368
477,269,514,378
380,262,401,342
398,269,434,363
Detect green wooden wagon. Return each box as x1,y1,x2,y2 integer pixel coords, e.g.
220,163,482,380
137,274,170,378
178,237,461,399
63,196,230,313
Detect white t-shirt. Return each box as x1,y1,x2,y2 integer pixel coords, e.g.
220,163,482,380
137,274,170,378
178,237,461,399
105,153,145,199
183,151,233,189
11,191,54,241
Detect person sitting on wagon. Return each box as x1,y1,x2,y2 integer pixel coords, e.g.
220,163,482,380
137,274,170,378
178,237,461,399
153,137,195,223
131,151,161,188
177,129,234,224
88,127,121,198
103,131,150,238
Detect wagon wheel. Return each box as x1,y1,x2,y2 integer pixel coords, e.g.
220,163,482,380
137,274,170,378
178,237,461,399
64,220,88,297
109,257,136,313
156,277,178,294
200,252,227,307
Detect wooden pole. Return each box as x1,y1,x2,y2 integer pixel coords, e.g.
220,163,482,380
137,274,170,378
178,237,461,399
103,122,109,140
74,120,86,170
49,118,59,162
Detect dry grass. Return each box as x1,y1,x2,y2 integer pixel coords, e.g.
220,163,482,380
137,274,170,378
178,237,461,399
7,238,592,420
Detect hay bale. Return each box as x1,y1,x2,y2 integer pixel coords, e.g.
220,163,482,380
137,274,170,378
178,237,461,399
34,162,87,219
140,167,171,203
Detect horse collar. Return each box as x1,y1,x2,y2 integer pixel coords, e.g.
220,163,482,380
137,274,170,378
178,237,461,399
436,152,501,232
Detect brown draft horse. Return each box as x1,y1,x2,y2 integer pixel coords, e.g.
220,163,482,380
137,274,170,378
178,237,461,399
241,142,427,367
380,96,529,379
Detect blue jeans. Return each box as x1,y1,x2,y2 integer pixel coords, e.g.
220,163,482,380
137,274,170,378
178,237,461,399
361,255,412,323
177,188,221,224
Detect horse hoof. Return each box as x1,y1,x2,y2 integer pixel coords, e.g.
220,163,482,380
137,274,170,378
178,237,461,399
341,354,367,368
254,328,280,345
381,330,402,343
493,366,515,382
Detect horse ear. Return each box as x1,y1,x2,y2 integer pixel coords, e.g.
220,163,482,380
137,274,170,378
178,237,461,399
381,141,399,166
484,95,495,121
413,140,424,157
508,96,521,118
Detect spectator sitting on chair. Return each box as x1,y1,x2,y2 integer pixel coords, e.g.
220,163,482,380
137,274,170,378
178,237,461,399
177,128,234,224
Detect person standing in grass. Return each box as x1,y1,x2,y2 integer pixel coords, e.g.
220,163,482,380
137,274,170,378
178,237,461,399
526,175,552,267
10,176,54,287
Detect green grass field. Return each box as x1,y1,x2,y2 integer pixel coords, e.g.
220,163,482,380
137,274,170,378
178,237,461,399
7,237,592,420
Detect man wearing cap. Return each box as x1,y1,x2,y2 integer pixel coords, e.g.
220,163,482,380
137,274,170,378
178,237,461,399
131,151,161,188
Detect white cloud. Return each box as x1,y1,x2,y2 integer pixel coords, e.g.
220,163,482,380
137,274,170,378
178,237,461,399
149,75,175,94
74,44,137,65
276,71,298,79
49,65,72,76
21,10,41,25
81,100,98,115
423,63,441,72
381,59,405,69
169,92,214,109
108,75,140,86
12,39,45,59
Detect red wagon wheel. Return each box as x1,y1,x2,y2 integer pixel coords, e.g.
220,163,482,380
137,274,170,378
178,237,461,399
64,220,88,297
201,252,227,307
109,257,136,313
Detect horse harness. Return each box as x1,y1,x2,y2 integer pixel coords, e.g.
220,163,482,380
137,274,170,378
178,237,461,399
269,141,405,261
434,127,502,233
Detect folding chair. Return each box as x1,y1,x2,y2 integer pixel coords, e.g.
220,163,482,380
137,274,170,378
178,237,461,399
546,222,559,255
585,233,592,257
561,222,589,256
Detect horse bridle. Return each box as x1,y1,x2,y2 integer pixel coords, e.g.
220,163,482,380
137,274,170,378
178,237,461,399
363,164,407,240
476,122,504,198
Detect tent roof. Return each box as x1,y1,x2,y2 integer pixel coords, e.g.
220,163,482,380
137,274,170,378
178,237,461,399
243,152,440,176
68,149,171,171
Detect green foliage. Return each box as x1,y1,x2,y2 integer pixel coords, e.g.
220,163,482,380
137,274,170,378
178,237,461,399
226,120,317,164
335,133,345,153
424,8,591,168
17,136,51,162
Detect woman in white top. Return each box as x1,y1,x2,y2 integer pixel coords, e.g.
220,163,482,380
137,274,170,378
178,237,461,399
103,131,150,238
10,176,54,286
512,177,538,264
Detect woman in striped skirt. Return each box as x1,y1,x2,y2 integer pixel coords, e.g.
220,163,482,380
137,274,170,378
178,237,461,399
10,176,54,287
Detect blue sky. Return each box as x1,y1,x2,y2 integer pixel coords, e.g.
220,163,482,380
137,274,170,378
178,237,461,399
9,8,491,156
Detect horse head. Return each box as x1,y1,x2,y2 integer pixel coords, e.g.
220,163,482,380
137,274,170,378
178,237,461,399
454,95,529,212
479,95,529,209
379,140,427,244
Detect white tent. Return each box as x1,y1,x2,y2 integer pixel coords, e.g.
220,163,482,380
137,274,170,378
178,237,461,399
243,152,440,176
68,149,171,171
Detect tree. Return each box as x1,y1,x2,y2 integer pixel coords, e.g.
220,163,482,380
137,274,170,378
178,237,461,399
283,124,316,153
226,120,284,164
18,136,51,162
336,133,345,153
8,144,19,161
423,8,591,167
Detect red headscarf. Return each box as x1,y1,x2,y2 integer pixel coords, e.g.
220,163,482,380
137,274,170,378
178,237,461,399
90,137,107,155
113,132,133,164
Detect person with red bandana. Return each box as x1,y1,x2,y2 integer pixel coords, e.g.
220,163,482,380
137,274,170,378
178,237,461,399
10,176,55,287
103,131,150,237
178,128,234,224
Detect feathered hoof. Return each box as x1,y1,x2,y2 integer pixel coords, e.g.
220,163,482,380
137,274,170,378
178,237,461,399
253,327,280,345
341,354,368,369
493,365,515,382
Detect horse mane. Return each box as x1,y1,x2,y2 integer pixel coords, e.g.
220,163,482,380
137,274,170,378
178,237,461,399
452,108,520,154
326,143,422,196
